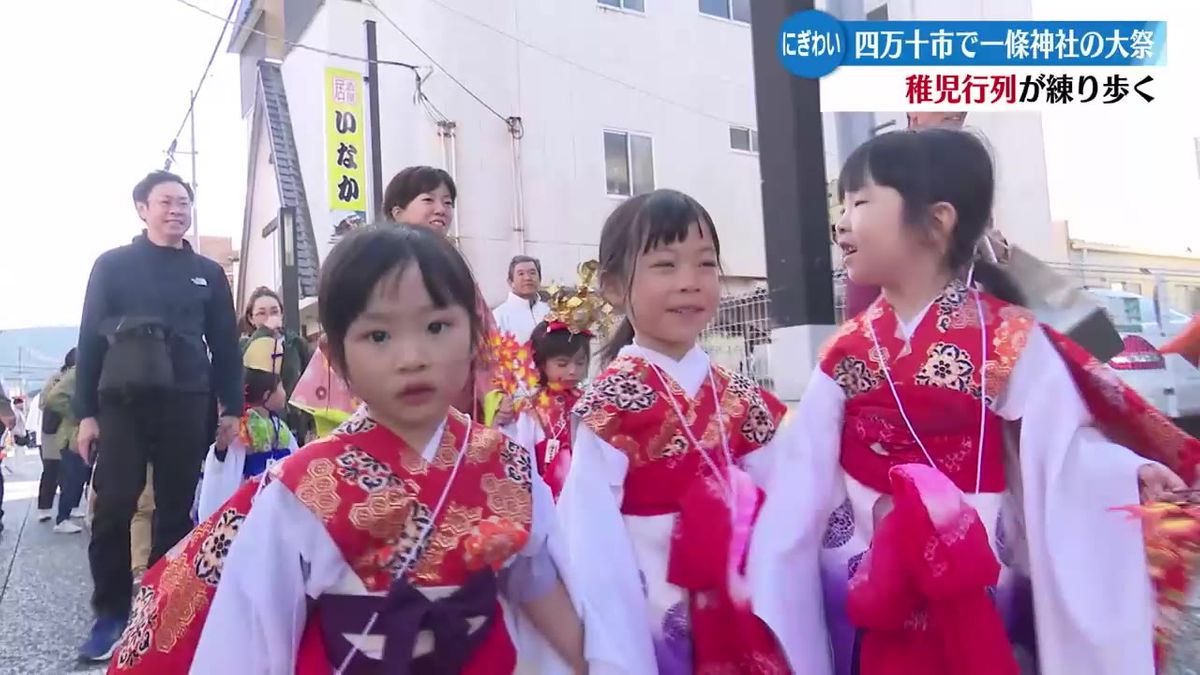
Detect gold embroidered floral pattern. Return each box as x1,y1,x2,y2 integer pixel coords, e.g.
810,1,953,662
655,432,690,461
916,342,975,393
115,585,157,669
832,356,879,397
349,485,415,540
462,517,531,572
982,306,1034,402
194,508,244,586
412,503,484,580
371,501,434,582
466,426,499,465
819,318,862,362
429,426,461,470
154,555,210,652
294,458,341,523
481,473,532,522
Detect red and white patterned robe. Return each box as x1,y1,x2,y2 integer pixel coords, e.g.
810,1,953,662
557,343,802,674
109,407,568,675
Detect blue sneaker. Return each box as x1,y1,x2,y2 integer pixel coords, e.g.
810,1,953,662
79,616,126,662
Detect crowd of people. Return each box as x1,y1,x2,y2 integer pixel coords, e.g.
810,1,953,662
0,121,1196,675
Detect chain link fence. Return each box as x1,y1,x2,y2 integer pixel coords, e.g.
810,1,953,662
697,272,852,392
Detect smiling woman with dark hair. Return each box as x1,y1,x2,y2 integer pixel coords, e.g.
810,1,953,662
293,166,509,433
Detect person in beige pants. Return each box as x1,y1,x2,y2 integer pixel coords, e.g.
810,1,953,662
88,467,154,580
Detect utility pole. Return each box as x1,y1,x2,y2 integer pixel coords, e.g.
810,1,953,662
164,91,200,249
279,206,301,335
365,20,385,216
825,0,878,320
751,0,835,403
190,89,200,246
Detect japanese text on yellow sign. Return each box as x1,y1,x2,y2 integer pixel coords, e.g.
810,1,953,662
325,68,367,213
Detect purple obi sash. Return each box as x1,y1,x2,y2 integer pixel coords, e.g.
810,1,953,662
316,568,500,674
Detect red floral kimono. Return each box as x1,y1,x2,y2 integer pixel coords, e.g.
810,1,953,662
108,408,547,675
504,384,581,500
559,345,794,674
807,279,1200,675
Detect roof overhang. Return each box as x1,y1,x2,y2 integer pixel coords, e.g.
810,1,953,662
227,0,265,54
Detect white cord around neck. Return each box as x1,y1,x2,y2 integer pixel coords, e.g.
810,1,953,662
866,285,990,494
334,418,473,675
639,349,736,501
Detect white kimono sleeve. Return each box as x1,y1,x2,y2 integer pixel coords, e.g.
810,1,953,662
505,453,580,675
556,423,656,675
191,482,347,675
997,325,1155,675
748,372,842,675
500,411,540,450
196,440,247,523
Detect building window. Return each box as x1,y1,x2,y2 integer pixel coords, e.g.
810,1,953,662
699,0,750,23
730,126,759,153
866,3,888,21
599,0,644,11
604,131,655,196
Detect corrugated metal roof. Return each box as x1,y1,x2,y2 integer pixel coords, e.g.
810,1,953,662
258,61,320,297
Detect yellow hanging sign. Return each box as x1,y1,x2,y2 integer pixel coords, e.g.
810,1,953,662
325,68,367,213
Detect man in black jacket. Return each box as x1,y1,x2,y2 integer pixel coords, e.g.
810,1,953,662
74,171,243,661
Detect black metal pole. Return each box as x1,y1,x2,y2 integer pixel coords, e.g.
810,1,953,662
750,0,835,328
279,206,301,335
365,20,385,217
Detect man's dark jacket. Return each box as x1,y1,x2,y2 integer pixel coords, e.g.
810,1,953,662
74,233,243,419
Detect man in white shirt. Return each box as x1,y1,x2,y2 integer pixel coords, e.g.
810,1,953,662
493,255,550,344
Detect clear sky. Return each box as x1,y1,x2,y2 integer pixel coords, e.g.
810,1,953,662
0,0,1193,330
1036,0,1200,255
0,0,246,330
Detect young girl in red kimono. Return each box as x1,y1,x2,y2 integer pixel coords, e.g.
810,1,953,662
766,127,1200,675
108,224,586,675
503,319,592,500
557,189,809,674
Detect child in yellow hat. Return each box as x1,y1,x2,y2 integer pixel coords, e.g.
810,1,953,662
195,335,298,521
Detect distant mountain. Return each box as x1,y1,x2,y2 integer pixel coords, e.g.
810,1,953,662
0,326,79,395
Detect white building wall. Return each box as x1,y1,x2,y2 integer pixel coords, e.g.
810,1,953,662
249,0,1073,306
265,0,765,306
242,122,282,298
839,0,1063,263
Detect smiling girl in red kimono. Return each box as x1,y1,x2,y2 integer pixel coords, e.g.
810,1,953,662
108,225,585,675
557,189,813,674
765,128,1200,675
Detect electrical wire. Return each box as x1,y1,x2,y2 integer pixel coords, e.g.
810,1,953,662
169,0,420,70
417,0,745,128
364,0,509,123
164,0,240,171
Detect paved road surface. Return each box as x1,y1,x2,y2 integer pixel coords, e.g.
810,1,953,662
0,451,107,674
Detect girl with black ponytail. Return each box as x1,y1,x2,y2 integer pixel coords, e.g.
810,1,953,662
765,127,1200,675
559,189,813,672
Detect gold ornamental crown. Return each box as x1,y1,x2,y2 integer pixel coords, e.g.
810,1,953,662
543,260,615,337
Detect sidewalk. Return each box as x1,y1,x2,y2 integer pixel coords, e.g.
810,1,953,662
0,451,106,674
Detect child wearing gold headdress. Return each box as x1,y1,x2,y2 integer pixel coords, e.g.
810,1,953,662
502,262,611,499
195,335,299,521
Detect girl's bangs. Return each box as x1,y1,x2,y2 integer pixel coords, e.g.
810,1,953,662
636,191,719,255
